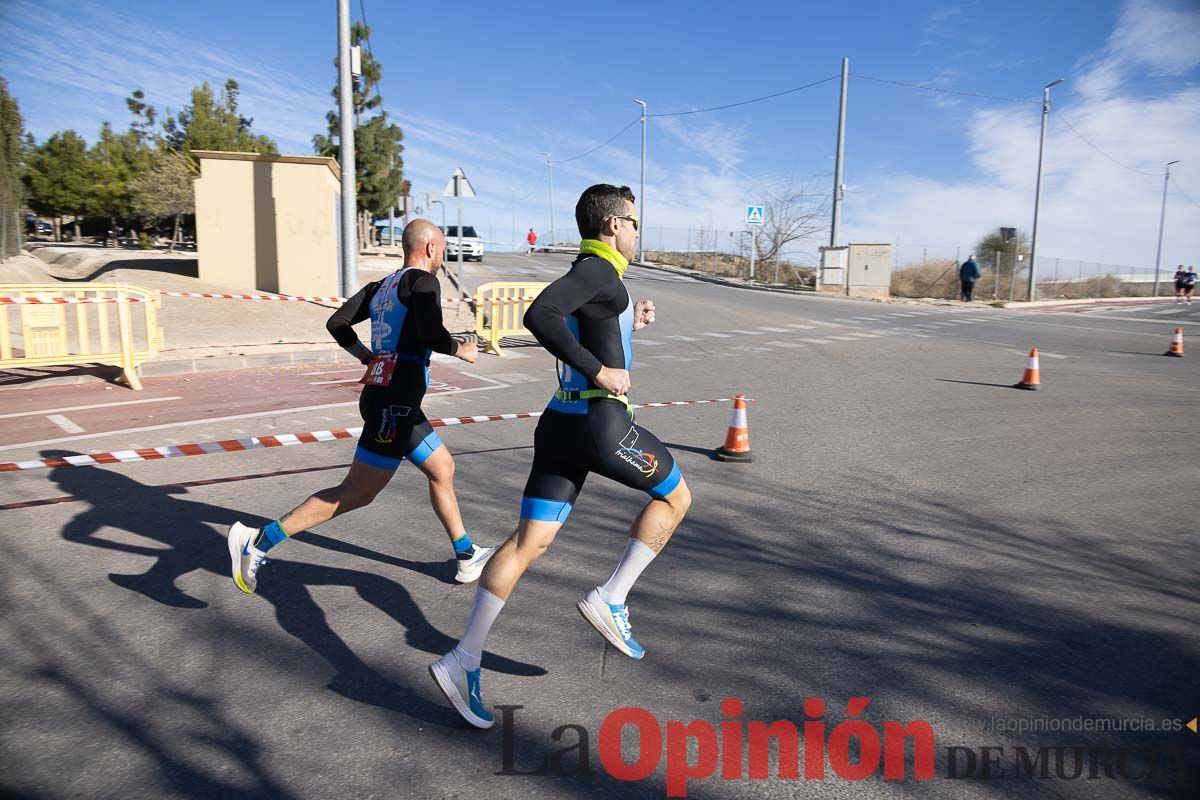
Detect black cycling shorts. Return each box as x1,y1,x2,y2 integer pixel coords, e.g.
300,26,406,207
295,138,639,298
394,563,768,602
520,401,683,523
355,381,443,470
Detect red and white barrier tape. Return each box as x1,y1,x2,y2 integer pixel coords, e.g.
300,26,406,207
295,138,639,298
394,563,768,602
1,292,539,306
0,397,748,472
0,295,150,305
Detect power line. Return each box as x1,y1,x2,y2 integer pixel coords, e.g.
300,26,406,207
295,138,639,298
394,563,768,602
1169,178,1200,210
851,73,1039,104
1052,111,1159,177
649,75,840,117
552,117,640,163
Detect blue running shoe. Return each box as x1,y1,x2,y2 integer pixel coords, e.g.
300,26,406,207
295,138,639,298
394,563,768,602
577,587,645,660
429,651,494,729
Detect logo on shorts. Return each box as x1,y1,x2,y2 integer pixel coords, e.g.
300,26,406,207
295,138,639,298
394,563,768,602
375,404,411,444
615,427,659,477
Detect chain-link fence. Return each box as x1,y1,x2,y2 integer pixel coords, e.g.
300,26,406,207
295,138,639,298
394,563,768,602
891,246,1173,301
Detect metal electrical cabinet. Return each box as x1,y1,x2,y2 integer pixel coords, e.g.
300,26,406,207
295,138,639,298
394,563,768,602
845,243,892,299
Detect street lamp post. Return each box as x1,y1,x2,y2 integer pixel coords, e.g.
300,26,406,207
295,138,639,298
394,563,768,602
429,199,445,230
1152,160,1180,298
542,152,555,247
634,98,647,262
1027,78,1063,302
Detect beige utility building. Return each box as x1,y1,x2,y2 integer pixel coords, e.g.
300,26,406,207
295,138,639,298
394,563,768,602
193,151,342,297
817,243,893,299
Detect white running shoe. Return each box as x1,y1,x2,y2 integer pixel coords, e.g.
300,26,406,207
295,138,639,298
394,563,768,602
577,587,645,660
454,545,496,584
227,521,268,594
429,651,494,729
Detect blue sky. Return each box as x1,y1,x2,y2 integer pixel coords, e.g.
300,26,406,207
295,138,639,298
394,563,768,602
2,0,1198,269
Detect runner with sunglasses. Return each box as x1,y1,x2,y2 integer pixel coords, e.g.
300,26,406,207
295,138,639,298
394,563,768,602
430,184,692,728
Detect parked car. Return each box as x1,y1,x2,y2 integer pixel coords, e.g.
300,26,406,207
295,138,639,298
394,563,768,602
441,225,484,261
25,215,52,236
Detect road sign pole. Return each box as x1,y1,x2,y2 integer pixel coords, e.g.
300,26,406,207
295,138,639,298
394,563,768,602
749,229,756,281
455,174,464,289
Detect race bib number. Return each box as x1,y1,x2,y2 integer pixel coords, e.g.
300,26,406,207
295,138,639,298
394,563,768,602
360,353,397,387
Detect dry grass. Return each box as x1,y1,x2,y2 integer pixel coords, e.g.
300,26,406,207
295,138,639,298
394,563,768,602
643,250,815,287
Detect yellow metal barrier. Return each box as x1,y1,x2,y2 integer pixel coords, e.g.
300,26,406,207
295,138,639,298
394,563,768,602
0,283,164,389
473,281,547,356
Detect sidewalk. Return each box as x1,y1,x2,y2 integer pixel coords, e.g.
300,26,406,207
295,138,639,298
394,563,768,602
1,246,476,386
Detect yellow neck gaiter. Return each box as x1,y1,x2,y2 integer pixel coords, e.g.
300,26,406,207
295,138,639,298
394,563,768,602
578,239,628,279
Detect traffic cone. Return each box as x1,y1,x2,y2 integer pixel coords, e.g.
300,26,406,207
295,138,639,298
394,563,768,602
1014,348,1040,390
715,393,754,462
1164,327,1184,357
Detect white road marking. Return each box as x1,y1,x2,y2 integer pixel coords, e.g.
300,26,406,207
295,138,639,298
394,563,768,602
843,332,883,338
767,341,806,348
825,335,864,342
786,324,816,330
702,332,734,338
729,329,766,335
799,338,833,344
0,396,183,420
664,335,701,342
1151,308,1185,315
635,338,665,346
758,326,793,332
46,415,83,434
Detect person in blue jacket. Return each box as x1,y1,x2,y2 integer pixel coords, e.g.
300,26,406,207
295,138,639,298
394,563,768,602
959,254,981,302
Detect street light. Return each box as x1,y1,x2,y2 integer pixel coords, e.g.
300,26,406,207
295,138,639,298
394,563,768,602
429,198,445,230
542,152,555,247
633,98,647,263
1027,77,1063,302
1153,160,1180,298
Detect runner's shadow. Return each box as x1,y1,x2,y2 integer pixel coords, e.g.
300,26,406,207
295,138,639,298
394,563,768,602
295,530,455,585
662,441,721,460
46,450,237,610
44,451,545,725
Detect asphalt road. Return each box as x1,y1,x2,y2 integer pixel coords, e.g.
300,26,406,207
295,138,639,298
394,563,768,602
1,252,1197,799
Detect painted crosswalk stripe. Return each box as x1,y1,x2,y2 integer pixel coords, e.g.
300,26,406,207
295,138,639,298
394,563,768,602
702,331,734,338
729,329,766,335
665,335,701,342
767,341,806,348
758,326,793,333
1151,308,1184,315
47,415,84,434
842,332,883,338
636,338,665,345
786,323,816,330
799,337,833,344
825,335,864,341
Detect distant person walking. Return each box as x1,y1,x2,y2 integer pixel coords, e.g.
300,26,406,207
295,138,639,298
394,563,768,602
1174,265,1196,305
959,254,981,302
526,228,538,254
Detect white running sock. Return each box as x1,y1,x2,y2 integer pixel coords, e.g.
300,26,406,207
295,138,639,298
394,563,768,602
454,587,505,671
599,539,658,606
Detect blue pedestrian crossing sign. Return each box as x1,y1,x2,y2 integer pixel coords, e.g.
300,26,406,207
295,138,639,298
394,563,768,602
745,205,765,225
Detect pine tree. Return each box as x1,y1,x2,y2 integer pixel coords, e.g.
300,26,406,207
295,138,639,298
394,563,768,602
312,22,404,246
164,79,277,163
23,131,97,240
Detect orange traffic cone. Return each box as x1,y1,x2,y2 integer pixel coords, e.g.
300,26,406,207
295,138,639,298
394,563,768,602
715,393,754,462
1164,327,1184,357
1014,348,1040,390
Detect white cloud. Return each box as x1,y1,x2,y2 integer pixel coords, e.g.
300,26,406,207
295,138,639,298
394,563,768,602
846,0,1200,272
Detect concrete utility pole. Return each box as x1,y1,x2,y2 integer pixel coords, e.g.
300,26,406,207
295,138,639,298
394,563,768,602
1027,78,1063,302
1153,160,1180,298
830,57,849,247
510,187,516,253
542,152,556,246
634,98,647,262
336,0,358,297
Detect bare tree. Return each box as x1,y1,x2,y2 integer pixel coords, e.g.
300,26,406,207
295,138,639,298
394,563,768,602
751,182,829,282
